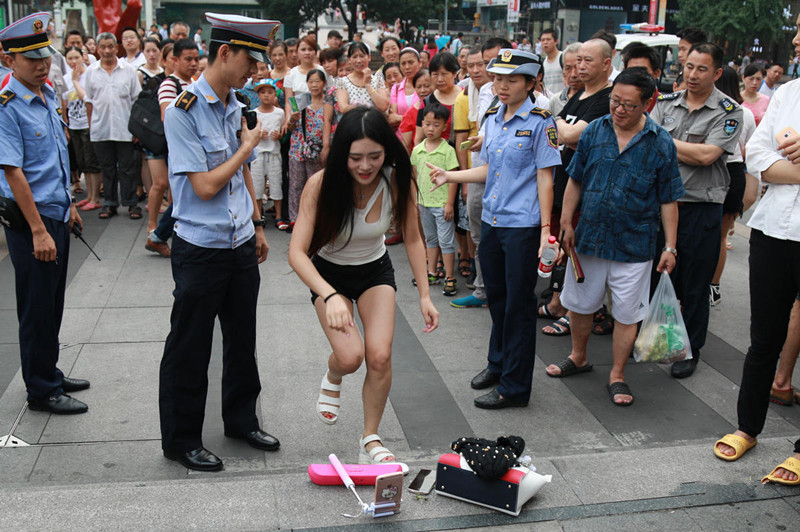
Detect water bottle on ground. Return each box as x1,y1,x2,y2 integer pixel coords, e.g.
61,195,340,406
538,236,558,278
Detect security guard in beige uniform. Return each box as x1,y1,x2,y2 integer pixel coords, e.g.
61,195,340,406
650,42,743,379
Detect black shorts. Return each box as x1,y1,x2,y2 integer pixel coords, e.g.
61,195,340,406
723,162,746,216
310,251,397,303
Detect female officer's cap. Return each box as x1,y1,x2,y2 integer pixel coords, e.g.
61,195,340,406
487,49,543,77
206,12,281,63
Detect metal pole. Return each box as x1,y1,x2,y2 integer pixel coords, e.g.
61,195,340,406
444,0,448,34
145,0,153,30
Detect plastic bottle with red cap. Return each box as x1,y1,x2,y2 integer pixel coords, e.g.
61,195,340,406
538,236,558,278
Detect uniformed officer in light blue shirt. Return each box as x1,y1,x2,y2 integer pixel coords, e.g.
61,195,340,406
427,49,562,410
159,12,282,472
0,12,90,415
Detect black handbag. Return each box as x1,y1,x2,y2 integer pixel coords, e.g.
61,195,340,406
0,196,28,231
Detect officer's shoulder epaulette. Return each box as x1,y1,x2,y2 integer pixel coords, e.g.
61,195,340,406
0,90,16,106
530,107,551,118
485,106,500,116
657,91,680,101
174,90,197,112
719,97,739,114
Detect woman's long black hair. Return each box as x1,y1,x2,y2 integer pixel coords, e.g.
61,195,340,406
715,65,743,104
307,107,417,257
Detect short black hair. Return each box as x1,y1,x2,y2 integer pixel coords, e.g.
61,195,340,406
413,68,430,85
688,42,724,69
328,30,343,40
284,37,299,47
615,67,656,102
428,51,459,74
173,38,198,58
319,47,342,63
540,28,557,40
208,41,246,64
379,36,401,52
676,27,707,45
422,102,450,122
590,30,616,50
67,29,84,40
623,43,661,73
482,37,512,54
767,62,785,71
143,37,161,49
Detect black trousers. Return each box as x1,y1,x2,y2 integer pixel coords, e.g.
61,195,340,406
4,217,69,400
737,230,800,453
655,202,722,358
480,224,540,404
159,236,262,454
92,141,139,208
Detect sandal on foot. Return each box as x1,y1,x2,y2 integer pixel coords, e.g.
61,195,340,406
275,218,290,231
436,260,445,279
76,198,90,207
606,381,634,407
458,258,471,278
769,385,794,406
538,301,563,320
547,356,592,378
98,206,117,219
359,434,395,464
592,305,614,335
542,315,571,336
316,373,341,425
129,206,143,219
762,456,800,485
714,433,757,461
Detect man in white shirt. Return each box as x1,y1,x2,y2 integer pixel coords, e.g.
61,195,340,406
759,63,784,97
541,28,564,94
194,28,203,45
121,27,146,68
84,32,142,219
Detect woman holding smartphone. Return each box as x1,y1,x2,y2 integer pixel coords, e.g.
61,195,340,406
288,107,439,463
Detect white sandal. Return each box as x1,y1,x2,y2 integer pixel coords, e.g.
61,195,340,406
316,372,341,425
359,434,395,464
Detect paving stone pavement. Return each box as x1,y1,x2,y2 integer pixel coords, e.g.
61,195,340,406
1,206,798,531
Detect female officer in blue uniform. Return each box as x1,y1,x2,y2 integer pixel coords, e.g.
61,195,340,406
159,13,281,472
0,12,90,415
427,49,561,409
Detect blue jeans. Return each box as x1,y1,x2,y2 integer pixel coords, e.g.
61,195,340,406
480,223,540,403
150,203,175,243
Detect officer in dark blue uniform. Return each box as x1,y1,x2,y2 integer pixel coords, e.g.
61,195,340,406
159,13,281,472
0,12,90,415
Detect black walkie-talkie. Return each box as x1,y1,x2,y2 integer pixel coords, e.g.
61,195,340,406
234,91,258,129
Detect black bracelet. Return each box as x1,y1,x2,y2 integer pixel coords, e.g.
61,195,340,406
323,292,340,303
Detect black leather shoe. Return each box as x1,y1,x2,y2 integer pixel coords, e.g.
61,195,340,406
671,358,698,379
28,394,88,415
164,447,223,471
474,389,528,409
62,377,90,392
225,429,281,451
470,368,500,390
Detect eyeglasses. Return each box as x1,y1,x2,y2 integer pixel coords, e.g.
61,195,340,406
608,97,642,112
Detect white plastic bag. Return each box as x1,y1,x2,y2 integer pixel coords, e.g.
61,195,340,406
633,272,693,364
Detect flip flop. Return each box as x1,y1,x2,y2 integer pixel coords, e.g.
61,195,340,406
606,381,634,407
76,198,90,207
769,385,794,406
762,456,800,485
542,315,571,336
713,433,757,461
547,356,592,378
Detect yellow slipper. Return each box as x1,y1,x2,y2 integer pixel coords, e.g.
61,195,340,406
762,456,800,485
713,433,757,461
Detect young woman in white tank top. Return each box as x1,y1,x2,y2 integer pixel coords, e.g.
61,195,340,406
289,107,439,464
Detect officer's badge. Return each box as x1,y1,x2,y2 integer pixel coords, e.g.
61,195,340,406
0,91,16,106
663,116,676,125
501,50,513,62
546,125,558,148
720,98,736,113
33,19,44,34
723,119,739,136
657,92,680,101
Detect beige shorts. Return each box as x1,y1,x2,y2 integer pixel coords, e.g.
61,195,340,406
251,151,283,201
561,253,652,325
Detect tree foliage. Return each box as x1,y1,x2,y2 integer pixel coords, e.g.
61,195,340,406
331,0,444,39
259,0,329,33
675,0,788,45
